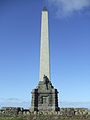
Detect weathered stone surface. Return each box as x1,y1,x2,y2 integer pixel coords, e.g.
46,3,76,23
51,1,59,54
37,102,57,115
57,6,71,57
0,107,89,118
30,75,59,112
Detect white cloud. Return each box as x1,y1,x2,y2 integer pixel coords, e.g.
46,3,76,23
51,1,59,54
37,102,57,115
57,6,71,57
60,101,90,108
0,98,90,109
0,98,30,109
48,0,90,17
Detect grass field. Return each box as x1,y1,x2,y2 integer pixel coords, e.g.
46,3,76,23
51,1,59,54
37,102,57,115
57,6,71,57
0,115,90,120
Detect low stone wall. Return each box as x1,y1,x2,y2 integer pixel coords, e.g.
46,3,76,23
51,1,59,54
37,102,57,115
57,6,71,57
0,107,89,117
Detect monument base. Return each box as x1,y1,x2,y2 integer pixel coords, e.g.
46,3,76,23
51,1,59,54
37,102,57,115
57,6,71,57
30,75,59,112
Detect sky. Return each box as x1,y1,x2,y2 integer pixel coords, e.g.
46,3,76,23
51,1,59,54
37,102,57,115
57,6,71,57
0,0,90,108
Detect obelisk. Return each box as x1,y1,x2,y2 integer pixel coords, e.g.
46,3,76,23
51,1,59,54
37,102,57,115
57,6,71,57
31,7,59,112
40,7,50,81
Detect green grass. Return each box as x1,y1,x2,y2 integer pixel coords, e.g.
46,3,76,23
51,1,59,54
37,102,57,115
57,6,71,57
0,117,23,120
0,115,90,120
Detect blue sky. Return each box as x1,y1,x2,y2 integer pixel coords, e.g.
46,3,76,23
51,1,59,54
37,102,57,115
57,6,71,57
0,0,90,108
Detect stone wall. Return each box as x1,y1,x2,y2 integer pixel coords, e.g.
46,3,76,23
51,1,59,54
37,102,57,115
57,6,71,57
0,107,89,117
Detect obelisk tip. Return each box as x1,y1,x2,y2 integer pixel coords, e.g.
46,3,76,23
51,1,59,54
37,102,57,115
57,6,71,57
43,6,48,11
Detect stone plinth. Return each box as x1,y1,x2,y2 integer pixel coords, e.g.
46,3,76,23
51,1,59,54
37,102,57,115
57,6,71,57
31,75,59,112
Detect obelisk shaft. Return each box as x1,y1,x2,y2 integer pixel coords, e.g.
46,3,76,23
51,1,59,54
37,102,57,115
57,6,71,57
40,8,50,81
31,7,59,112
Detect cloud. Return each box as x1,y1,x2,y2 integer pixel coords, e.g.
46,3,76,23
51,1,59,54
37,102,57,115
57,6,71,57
48,0,90,17
60,101,90,108
0,98,90,109
0,98,30,109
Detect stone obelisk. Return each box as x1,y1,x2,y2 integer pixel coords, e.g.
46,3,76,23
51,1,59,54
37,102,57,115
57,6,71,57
40,7,50,81
31,7,59,112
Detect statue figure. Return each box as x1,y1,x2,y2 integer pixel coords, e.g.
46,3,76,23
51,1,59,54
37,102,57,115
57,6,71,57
43,75,49,90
